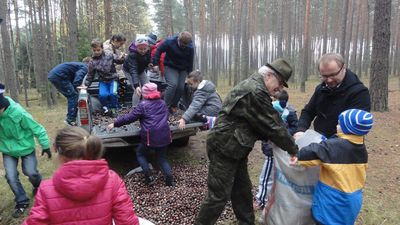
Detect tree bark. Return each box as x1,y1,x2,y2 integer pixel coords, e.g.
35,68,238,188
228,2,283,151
370,0,391,111
340,0,349,58
0,0,18,100
104,0,112,39
67,0,78,61
300,0,311,92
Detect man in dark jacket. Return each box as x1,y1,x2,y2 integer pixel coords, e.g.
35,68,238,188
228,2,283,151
152,31,194,111
294,53,371,139
194,59,299,225
48,61,89,125
178,70,222,130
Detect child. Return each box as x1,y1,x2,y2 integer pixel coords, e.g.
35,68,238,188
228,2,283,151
0,83,50,218
254,90,298,210
107,83,174,186
124,37,151,106
178,70,222,130
23,126,140,225
291,109,373,225
84,39,124,116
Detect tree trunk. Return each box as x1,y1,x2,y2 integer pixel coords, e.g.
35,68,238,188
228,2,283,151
0,0,18,100
340,0,349,58
67,0,78,61
240,0,249,80
300,0,311,93
104,0,112,39
350,0,360,69
322,0,328,55
345,0,354,63
233,0,242,85
370,0,391,111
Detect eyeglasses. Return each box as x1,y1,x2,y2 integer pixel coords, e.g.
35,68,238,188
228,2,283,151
319,64,344,80
272,73,284,87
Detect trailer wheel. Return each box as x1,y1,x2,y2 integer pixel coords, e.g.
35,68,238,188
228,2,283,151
171,136,190,147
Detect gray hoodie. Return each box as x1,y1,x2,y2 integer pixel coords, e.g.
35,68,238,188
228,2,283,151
182,80,222,122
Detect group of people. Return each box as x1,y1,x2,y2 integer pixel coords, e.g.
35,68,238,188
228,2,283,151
193,53,372,225
1,19,373,224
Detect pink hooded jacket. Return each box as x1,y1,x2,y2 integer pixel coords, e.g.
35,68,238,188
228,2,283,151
23,159,139,225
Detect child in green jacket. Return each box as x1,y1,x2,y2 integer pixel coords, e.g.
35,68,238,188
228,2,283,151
0,83,50,218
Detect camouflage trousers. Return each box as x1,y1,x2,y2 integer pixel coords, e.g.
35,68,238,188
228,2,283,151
194,147,255,225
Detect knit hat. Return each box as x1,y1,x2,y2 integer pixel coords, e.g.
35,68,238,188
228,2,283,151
338,109,373,135
0,83,9,109
135,37,149,47
147,33,157,45
142,82,160,99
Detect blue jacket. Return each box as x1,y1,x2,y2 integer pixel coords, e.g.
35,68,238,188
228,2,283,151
113,98,171,147
48,62,88,87
152,35,194,73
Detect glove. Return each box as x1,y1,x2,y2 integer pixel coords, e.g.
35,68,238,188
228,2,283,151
41,148,52,159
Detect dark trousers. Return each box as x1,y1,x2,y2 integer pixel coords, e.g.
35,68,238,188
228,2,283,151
48,77,78,120
194,148,255,225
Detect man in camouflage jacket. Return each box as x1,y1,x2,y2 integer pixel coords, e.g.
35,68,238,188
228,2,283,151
194,59,299,225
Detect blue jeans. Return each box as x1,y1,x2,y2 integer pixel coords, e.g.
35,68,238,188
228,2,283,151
99,80,119,108
3,151,42,205
48,77,78,120
164,66,188,107
135,143,172,178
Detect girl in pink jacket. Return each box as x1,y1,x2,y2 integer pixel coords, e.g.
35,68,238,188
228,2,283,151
23,126,139,225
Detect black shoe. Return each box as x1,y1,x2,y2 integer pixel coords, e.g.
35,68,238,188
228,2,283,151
165,176,175,187
144,172,155,186
64,118,77,126
12,204,28,218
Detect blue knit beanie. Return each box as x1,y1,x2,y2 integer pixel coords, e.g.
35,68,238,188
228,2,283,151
338,109,373,135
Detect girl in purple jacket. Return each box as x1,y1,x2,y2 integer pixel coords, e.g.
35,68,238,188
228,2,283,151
107,83,174,186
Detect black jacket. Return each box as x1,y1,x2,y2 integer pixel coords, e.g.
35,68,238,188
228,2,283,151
123,50,151,89
297,69,370,137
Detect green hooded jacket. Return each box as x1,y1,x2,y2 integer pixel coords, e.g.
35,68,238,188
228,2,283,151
0,96,49,157
207,73,298,160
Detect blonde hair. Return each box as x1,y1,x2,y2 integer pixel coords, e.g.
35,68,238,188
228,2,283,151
55,126,104,160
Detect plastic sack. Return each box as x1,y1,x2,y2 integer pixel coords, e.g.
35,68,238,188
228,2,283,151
262,130,324,225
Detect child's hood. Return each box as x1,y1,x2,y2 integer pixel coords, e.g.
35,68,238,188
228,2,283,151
53,159,110,201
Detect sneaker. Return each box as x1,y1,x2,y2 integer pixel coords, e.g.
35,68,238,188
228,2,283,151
144,172,155,186
12,204,28,218
64,118,77,126
103,106,112,116
110,108,118,118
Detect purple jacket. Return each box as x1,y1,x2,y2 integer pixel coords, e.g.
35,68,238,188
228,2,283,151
114,99,171,147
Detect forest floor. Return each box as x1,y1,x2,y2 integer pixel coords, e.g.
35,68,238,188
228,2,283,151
0,78,399,225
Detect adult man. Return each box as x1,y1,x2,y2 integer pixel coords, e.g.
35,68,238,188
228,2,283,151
48,61,89,125
178,70,222,130
152,31,194,112
194,59,299,225
294,53,371,139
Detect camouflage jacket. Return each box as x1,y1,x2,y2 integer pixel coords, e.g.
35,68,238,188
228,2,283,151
85,52,123,86
207,73,298,160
